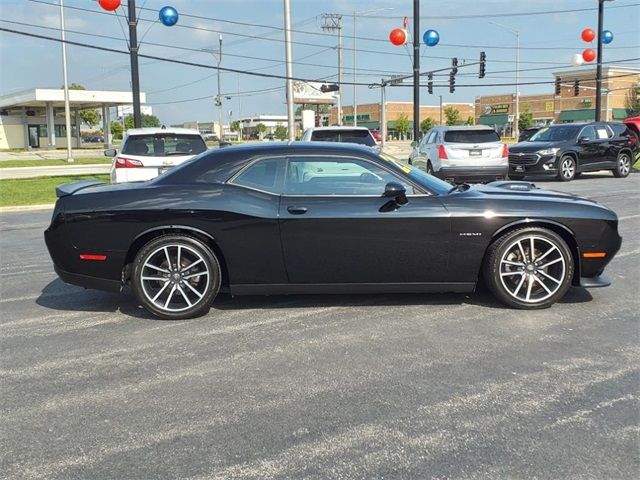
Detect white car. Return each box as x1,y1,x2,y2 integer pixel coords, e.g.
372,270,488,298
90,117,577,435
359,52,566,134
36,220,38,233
106,128,207,183
408,126,508,183
300,126,379,148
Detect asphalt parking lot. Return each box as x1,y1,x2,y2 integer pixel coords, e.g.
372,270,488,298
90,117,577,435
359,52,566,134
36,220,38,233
1,173,639,479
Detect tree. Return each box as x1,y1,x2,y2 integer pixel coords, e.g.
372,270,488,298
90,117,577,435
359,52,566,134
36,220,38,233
444,106,460,126
62,83,101,128
274,125,288,140
420,117,435,132
124,114,161,129
394,113,410,139
625,86,640,117
255,123,267,138
230,120,240,132
466,116,475,126
110,121,123,140
518,108,534,131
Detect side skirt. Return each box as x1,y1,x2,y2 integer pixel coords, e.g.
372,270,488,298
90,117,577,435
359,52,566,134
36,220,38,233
230,282,476,296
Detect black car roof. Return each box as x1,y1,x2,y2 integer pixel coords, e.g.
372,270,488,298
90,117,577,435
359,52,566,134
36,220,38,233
213,141,377,155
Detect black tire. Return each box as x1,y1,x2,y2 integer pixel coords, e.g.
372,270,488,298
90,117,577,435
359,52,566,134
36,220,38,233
483,227,574,309
557,155,576,182
131,234,221,320
509,174,525,180
612,151,632,178
426,161,434,175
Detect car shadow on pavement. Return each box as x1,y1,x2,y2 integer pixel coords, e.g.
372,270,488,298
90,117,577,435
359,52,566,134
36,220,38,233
36,278,594,319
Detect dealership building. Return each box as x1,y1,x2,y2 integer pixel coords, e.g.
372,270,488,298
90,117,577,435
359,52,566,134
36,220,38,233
475,66,639,135
0,88,147,149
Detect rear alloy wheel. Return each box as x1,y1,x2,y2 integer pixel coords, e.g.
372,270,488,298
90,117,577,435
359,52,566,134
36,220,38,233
483,227,574,309
426,161,434,175
132,235,221,319
557,155,576,182
613,152,632,178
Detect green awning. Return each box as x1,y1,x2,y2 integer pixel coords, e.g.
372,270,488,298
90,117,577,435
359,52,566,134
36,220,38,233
559,109,595,122
612,108,629,120
478,114,508,126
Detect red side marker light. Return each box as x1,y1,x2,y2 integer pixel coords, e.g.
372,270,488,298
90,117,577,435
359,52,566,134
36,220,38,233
80,254,107,261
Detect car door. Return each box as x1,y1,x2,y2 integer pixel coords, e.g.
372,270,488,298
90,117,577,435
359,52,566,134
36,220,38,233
576,125,600,171
278,155,451,285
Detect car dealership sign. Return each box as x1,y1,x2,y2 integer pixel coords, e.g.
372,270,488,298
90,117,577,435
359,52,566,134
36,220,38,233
292,81,337,105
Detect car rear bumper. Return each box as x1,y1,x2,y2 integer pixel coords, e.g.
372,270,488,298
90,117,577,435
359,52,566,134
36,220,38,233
435,166,509,183
54,264,122,293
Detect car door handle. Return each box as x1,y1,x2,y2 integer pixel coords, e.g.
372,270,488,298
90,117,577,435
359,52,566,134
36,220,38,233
287,206,308,215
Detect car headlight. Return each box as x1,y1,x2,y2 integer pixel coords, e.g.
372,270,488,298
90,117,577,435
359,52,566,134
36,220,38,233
538,148,560,156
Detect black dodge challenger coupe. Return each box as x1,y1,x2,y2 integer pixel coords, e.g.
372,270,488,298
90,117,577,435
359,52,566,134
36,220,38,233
45,143,621,319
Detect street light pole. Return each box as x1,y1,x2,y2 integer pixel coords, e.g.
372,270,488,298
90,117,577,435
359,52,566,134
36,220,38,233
594,0,612,121
217,34,224,141
59,0,73,162
127,0,142,128
490,21,520,138
412,0,420,143
283,0,295,140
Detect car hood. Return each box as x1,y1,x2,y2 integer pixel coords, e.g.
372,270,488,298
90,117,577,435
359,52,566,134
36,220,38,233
509,141,564,153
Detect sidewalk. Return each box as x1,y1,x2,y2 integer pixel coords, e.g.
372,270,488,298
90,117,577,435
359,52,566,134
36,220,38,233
0,148,107,162
0,164,110,180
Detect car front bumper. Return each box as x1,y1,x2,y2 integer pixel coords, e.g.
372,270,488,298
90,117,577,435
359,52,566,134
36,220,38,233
509,153,558,176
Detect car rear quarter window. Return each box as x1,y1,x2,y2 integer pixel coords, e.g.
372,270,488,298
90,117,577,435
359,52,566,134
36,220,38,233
310,130,376,147
443,130,500,144
122,134,207,156
229,158,284,194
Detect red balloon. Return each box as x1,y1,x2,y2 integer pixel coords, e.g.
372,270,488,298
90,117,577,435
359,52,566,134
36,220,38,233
389,28,407,46
581,28,595,42
582,48,596,63
98,0,121,11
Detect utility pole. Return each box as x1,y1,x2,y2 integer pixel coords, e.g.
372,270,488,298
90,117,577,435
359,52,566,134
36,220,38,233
595,0,612,122
127,0,142,128
412,0,420,142
217,35,223,141
490,21,519,138
380,79,387,147
284,0,295,140
59,0,73,162
321,14,343,126
439,95,443,125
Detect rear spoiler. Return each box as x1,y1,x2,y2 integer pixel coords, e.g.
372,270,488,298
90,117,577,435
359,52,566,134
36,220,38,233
55,180,105,198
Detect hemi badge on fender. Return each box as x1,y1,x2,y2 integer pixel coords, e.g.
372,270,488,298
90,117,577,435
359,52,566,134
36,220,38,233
79,254,107,261
583,252,606,259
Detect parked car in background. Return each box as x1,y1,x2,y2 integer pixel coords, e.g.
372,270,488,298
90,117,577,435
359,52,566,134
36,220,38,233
263,133,276,141
508,122,636,182
300,126,378,148
106,127,207,184
408,126,508,183
518,127,542,142
623,115,640,162
370,129,382,143
202,133,219,142
83,135,104,143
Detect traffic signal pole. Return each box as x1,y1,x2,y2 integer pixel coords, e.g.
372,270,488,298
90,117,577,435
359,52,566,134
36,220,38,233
127,0,142,128
412,0,420,142
594,0,605,122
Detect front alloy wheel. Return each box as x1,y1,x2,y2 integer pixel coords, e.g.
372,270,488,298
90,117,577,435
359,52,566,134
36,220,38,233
132,235,221,319
613,152,632,178
484,227,574,309
558,155,576,182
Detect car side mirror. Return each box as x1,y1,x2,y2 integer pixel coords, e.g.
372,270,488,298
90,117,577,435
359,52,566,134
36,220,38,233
383,181,408,205
577,136,590,144
104,148,117,157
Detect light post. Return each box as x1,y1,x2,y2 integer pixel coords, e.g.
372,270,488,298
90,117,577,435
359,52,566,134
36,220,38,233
490,21,520,139
202,36,225,142
59,0,73,162
595,0,615,121
284,0,295,140
351,8,393,127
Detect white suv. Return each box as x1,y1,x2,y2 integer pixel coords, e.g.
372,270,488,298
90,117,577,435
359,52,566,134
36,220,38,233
300,126,379,148
106,128,207,183
409,126,508,183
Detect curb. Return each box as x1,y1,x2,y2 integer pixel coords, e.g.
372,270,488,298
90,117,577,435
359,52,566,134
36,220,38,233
0,204,54,213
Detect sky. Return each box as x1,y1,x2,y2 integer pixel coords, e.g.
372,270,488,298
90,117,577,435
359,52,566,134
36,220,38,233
0,0,639,125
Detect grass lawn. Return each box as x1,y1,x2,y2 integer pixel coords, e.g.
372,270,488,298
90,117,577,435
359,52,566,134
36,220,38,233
0,157,111,168
0,174,110,207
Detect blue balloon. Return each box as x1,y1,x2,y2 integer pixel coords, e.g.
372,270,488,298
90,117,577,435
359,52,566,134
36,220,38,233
423,29,440,47
602,30,614,44
159,6,179,27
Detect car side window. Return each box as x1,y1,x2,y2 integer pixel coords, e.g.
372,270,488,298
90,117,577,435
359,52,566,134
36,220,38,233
229,157,284,194
580,126,596,141
285,157,414,196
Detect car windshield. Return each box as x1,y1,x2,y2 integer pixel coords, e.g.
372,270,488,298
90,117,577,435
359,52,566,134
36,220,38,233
122,134,207,157
310,129,376,147
378,152,452,195
444,130,500,143
529,125,580,142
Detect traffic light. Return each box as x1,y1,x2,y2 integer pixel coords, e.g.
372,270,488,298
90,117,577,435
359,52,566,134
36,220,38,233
555,77,562,95
451,57,458,75
479,51,486,79
449,72,456,93
574,79,580,96
320,83,339,93
428,73,433,94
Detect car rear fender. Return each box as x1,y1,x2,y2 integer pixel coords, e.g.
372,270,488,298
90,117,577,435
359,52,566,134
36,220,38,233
487,219,581,286
123,225,230,289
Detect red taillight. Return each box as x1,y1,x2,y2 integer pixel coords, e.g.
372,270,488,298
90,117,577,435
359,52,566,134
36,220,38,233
437,144,448,159
80,254,107,261
114,157,143,168
502,143,509,158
